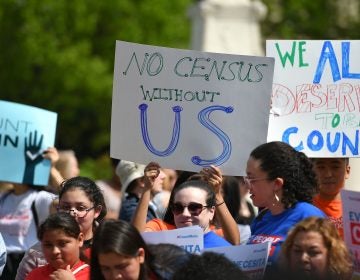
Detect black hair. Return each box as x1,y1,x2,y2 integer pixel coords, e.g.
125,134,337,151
172,252,248,280
173,171,197,189
59,176,107,223
91,220,151,280
250,141,318,208
38,212,80,241
147,243,190,280
222,176,241,220
311,157,350,165
37,212,87,263
163,180,216,225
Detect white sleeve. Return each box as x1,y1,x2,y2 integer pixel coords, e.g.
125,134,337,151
0,233,6,276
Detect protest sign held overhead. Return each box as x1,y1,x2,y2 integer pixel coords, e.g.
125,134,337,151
111,41,274,175
0,100,57,186
267,40,360,157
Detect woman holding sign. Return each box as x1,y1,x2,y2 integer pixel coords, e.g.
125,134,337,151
244,141,325,276
132,162,238,248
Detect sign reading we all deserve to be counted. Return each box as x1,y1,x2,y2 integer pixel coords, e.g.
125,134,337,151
0,100,57,186
267,40,360,157
111,41,274,175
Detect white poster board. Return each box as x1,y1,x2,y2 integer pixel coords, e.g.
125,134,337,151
205,242,271,279
341,189,360,276
111,41,274,175
267,40,360,157
142,226,203,254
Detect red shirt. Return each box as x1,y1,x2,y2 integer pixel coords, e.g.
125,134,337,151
26,260,90,280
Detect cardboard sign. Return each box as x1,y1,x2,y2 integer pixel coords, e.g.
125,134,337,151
342,189,360,276
142,226,203,253
0,100,57,186
111,41,274,175
267,40,360,157
205,242,271,279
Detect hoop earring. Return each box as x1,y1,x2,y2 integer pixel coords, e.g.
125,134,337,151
272,193,280,207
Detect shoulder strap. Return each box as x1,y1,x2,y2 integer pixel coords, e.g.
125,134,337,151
72,264,89,275
31,199,39,228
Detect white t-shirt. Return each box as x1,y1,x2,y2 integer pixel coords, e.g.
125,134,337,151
0,189,55,253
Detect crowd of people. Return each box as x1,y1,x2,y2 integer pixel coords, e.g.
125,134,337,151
0,141,356,280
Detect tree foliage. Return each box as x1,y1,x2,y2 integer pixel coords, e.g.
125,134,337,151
261,0,360,40
1,0,359,177
0,0,193,160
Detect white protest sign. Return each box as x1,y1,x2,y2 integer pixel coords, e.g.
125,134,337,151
204,242,271,280
142,226,203,254
341,189,360,276
111,41,274,175
267,40,360,157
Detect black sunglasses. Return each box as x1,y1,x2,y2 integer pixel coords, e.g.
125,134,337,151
170,202,209,216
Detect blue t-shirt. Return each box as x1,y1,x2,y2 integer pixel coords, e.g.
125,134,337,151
248,202,325,267
204,231,231,248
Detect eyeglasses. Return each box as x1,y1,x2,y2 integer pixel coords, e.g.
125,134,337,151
171,202,209,216
57,205,96,218
243,176,270,186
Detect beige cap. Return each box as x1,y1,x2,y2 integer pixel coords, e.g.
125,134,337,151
115,160,146,193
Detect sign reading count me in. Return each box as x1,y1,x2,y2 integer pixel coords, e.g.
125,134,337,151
111,41,274,175
0,100,57,186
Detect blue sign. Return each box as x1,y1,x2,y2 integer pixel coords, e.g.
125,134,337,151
0,100,57,186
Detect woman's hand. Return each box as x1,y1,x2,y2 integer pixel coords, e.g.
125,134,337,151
200,165,223,195
42,147,60,167
143,162,161,192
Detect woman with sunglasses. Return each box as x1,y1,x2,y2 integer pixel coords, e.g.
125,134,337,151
132,163,237,248
16,176,107,279
244,141,325,278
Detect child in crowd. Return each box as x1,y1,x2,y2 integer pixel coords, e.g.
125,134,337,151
25,212,90,280
91,219,191,280
0,146,59,279
16,176,107,279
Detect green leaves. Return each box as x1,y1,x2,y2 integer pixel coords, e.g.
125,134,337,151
0,0,192,159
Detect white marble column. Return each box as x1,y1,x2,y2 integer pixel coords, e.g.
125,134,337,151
188,0,267,56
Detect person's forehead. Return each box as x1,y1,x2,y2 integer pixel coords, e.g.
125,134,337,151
313,158,347,164
174,187,207,200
